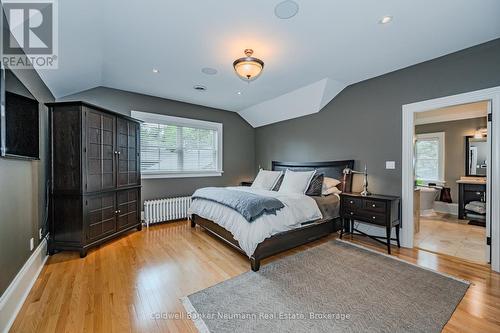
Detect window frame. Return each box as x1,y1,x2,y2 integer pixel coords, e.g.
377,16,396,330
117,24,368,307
131,110,223,179
414,132,445,184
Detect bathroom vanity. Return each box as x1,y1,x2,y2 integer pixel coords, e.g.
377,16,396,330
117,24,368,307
457,177,486,220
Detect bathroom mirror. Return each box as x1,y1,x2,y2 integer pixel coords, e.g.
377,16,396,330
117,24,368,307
465,135,487,176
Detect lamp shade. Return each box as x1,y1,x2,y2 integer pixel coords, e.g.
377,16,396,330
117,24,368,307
233,49,264,81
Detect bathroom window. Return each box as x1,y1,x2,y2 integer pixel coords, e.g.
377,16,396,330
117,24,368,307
415,132,445,183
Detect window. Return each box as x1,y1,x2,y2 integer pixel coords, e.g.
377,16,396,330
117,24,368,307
131,111,223,178
415,132,445,183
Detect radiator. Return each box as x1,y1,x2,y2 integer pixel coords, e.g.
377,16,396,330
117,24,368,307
143,196,192,227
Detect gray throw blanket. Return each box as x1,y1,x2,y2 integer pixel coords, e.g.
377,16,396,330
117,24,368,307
192,187,284,222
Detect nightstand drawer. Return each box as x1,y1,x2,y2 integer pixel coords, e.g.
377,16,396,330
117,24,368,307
363,200,386,213
343,210,386,226
344,210,358,218
342,197,363,209
363,212,386,226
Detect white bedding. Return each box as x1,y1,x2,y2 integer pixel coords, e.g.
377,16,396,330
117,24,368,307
188,186,322,257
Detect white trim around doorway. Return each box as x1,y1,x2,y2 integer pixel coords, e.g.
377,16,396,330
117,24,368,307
402,86,500,272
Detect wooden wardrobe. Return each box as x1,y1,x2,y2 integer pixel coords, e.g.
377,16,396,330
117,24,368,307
48,101,142,257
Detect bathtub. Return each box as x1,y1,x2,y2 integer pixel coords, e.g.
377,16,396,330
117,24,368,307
416,186,440,215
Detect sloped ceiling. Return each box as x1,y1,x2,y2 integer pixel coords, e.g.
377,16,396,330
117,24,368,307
34,0,500,127
239,78,346,127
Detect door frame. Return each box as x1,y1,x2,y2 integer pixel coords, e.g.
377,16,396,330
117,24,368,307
402,86,500,272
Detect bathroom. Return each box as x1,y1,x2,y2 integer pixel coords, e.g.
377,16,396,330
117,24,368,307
413,101,489,264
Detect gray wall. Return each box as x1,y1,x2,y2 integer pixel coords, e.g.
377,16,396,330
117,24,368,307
256,39,500,197
416,117,487,203
0,69,54,296
59,87,256,202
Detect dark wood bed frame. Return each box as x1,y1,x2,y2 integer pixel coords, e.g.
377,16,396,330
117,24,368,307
191,160,355,271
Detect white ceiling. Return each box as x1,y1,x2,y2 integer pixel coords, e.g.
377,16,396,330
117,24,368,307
38,0,500,126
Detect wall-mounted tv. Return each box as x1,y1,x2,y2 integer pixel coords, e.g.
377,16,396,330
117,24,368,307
0,65,40,160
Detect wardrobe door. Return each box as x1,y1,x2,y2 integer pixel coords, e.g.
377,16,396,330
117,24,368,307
117,118,140,187
85,108,116,193
85,192,117,242
51,106,82,193
116,188,140,230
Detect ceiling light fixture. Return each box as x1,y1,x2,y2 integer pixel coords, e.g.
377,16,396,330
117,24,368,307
237,91,242,95
379,16,393,24
152,68,159,73
274,0,299,19
233,49,264,81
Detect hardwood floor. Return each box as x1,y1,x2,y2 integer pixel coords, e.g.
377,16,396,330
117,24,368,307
415,212,487,264
10,220,500,333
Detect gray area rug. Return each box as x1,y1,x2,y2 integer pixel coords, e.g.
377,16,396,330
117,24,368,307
182,240,469,333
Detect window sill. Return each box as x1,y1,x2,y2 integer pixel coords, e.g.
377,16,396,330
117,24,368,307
417,179,446,186
141,171,223,179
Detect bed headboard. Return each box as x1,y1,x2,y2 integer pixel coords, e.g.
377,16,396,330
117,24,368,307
271,160,355,192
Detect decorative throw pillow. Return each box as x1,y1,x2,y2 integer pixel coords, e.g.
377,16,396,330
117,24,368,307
322,177,342,195
272,174,284,191
323,186,342,196
278,169,317,194
251,169,283,190
305,173,324,196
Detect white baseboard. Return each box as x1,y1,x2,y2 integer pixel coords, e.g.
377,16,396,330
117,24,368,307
0,238,48,333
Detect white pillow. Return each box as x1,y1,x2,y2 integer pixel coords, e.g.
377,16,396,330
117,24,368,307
322,177,341,195
251,169,283,190
278,169,317,194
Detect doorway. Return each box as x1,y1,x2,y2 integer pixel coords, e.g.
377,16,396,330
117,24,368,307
412,102,488,264
401,87,500,272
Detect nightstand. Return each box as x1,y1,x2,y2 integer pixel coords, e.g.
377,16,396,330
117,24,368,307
240,181,253,187
339,192,401,254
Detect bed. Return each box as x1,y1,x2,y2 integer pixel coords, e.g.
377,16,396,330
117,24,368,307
190,160,354,271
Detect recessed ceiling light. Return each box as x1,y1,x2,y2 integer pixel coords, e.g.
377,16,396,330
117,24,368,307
379,16,393,24
237,91,242,95
152,68,159,73
193,85,207,91
201,67,218,75
274,0,299,19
